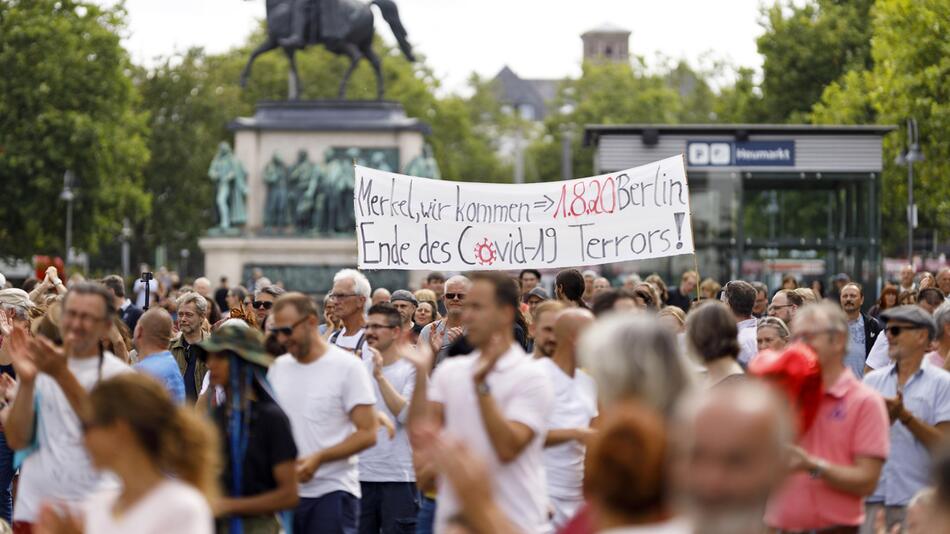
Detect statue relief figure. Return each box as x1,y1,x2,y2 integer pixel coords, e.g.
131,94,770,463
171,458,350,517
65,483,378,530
336,147,363,233
404,143,441,180
263,153,291,228
288,149,321,231
368,151,393,173
208,142,248,229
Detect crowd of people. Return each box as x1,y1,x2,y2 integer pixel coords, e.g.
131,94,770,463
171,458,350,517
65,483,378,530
1,263,950,534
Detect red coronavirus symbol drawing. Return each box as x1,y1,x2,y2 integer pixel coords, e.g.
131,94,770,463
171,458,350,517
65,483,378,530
473,238,497,266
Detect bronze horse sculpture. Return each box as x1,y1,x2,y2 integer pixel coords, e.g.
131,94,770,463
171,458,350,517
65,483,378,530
240,0,415,100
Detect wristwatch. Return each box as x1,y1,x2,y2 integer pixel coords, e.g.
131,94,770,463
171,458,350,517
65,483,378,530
476,381,491,396
809,459,827,479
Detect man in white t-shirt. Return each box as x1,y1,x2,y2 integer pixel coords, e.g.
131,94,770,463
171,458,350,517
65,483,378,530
540,308,598,529
266,292,378,534
723,281,759,366
132,274,159,309
407,272,553,534
328,269,373,362
4,282,131,529
359,303,418,533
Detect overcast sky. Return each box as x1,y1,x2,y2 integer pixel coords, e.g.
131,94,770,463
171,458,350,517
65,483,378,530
97,0,773,94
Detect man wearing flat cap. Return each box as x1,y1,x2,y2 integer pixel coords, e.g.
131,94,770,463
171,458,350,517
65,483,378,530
389,290,417,332
863,305,950,531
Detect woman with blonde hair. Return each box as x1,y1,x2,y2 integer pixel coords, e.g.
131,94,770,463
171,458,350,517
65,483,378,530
37,373,218,533
699,278,721,300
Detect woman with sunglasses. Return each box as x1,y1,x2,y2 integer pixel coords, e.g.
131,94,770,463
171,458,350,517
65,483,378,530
251,286,285,331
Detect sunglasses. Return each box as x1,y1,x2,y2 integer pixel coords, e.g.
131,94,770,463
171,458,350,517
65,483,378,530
885,325,925,337
252,300,274,310
445,293,466,301
269,315,311,337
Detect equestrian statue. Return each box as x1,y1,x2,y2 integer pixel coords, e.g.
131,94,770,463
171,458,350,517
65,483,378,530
240,0,415,100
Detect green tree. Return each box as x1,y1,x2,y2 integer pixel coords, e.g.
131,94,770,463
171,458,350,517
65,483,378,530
525,60,685,182
0,0,149,262
811,0,950,255
757,0,874,122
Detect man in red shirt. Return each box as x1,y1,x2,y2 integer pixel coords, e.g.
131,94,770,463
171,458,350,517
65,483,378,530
766,302,890,533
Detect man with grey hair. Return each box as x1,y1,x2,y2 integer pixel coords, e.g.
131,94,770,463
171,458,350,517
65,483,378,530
419,275,471,360
328,268,372,360
766,302,889,532
170,291,209,403
577,313,694,418
192,276,222,324
673,381,793,534
862,305,950,531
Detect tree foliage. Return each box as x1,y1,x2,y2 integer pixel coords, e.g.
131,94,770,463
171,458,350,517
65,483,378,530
524,59,718,182
756,0,875,122
811,0,950,254
0,0,150,262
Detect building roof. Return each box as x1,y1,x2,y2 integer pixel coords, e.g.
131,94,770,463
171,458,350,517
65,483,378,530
492,66,562,119
583,123,897,146
581,22,631,36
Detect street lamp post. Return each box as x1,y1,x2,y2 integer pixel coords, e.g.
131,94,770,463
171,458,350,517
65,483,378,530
60,170,76,268
895,118,925,261
120,218,133,279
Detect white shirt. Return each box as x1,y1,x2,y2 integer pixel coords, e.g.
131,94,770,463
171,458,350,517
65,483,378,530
83,479,213,534
359,358,416,482
736,318,759,366
429,344,553,534
600,518,693,534
132,279,158,309
332,326,374,362
866,331,891,370
14,353,131,522
267,346,377,499
538,358,597,500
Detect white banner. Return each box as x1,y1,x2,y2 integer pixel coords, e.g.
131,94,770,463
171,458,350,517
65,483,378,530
354,155,694,271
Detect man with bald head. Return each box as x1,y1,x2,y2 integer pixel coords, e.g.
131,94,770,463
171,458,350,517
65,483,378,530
371,287,391,306
674,381,793,534
539,308,598,528
133,307,186,404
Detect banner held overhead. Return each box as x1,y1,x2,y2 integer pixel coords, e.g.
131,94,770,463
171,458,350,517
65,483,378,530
354,154,694,270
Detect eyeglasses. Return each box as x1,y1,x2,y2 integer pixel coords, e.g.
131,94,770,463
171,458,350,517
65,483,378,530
329,293,360,300
885,325,925,337
63,309,106,324
445,293,466,301
366,323,398,331
269,315,311,337
252,300,273,310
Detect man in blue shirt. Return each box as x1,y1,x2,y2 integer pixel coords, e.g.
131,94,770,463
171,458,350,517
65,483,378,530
132,308,186,404
863,305,950,531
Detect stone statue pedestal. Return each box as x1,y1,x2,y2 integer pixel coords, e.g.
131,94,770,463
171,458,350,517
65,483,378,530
199,100,430,292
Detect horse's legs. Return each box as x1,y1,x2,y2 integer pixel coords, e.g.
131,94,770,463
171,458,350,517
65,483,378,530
240,39,278,87
361,43,384,99
283,47,301,100
337,42,363,99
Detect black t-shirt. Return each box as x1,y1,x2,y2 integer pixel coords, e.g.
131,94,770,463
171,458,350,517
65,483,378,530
667,287,691,313
214,400,298,498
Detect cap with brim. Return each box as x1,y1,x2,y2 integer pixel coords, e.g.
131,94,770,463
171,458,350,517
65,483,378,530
833,273,850,282
525,287,550,302
881,305,936,339
198,323,274,368
391,290,418,306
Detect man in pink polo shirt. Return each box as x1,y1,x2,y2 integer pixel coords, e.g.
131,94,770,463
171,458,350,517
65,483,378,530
766,302,890,533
